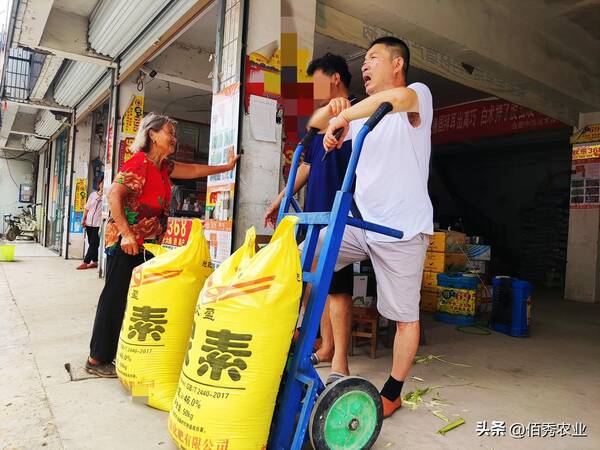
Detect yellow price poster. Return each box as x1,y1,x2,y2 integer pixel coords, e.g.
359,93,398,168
73,178,87,212
571,123,600,144
572,144,600,161
122,95,144,135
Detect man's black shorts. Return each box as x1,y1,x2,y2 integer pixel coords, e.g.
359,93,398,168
329,264,354,295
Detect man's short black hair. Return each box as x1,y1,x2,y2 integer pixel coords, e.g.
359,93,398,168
369,36,410,79
307,53,352,88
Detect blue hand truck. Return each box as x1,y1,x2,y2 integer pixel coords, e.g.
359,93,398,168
268,102,404,449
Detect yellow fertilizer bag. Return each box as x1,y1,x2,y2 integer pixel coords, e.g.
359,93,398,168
116,219,213,411
168,216,302,450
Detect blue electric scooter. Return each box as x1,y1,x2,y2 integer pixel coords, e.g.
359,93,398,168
268,102,403,449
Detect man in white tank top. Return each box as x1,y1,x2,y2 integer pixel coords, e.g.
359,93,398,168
308,36,434,418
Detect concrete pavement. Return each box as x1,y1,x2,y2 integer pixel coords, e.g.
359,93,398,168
1,242,599,449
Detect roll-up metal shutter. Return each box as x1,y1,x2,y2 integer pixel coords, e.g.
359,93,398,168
53,61,106,107
88,0,165,57
75,71,111,121
35,110,65,137
53,0,209,109
24,136,47,152
119,0,200,75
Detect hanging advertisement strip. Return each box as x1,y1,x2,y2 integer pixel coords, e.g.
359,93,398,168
570,143,600,209
204,82,240,264
122,95,144,134
69,211,84,233
118,137,136,168
118,95,144,170
73,177,87,212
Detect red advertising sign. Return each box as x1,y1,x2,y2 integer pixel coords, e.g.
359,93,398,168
432,99,566,145
161,217,194,248
118,137,135,170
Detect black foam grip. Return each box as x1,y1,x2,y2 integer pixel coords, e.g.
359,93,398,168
365,102,393,130
301,127,319,147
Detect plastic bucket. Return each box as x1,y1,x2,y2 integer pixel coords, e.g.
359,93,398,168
0,244,16,262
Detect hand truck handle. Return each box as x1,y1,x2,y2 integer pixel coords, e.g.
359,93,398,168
300,127,319,147
365,101,393,130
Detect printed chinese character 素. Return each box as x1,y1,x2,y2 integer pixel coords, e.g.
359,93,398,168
197,329,252,381
128,306,168,341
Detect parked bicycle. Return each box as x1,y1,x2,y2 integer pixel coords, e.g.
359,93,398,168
3,203,40,241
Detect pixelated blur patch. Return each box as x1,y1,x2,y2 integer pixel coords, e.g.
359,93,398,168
132,384,150,404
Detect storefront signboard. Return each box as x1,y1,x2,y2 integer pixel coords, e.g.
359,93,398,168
122,95,144,135
571,123,600,144
570,144,600,209
432,98,566,145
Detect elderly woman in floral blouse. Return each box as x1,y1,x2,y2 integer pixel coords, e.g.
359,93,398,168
85,113,239,377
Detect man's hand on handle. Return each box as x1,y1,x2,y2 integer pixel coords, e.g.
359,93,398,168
323,97,352,152
324,116,350,152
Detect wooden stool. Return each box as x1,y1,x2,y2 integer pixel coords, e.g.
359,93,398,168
350,306,379,359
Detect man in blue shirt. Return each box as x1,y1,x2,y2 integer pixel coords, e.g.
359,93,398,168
264,53,356,366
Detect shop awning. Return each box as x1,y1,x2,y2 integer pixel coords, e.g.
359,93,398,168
24,135,48,152
118,0,204,78
35,110,66,137
54,61,106,107
51,0,210,110
88,0,168,57
75,71,111,122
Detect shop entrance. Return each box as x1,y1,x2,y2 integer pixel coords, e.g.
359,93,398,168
313,32,572,288
139,1,219,246
46,130,69,253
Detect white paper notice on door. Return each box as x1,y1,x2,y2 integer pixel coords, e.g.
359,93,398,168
249,94,277,142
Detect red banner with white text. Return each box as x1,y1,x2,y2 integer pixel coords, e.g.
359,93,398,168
432,99,566,145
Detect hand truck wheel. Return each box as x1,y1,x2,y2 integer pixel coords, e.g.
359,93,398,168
309,376,383,450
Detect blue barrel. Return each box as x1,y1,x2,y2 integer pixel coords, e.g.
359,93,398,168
435,273,478,325
437,273,478,290
491,277,532,337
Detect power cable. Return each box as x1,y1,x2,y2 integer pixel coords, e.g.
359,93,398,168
1,156,19,187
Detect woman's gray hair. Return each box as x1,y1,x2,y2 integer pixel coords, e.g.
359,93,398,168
130,113,177,153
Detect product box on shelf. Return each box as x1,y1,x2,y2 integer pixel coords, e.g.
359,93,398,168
428,230,467,253
424,252,468,273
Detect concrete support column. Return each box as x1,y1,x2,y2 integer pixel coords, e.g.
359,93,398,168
235,0,316,247
565,112,600,303
66,116,93,260
61,122,76,258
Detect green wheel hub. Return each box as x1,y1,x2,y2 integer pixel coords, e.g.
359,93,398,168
310,376,383,450
323,391,378,449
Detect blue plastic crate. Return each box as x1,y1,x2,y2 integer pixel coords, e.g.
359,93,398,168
491,277,532,337
437,273,478,290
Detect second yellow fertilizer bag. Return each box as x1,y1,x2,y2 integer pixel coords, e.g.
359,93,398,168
116,219,213,411
168,216,302,450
